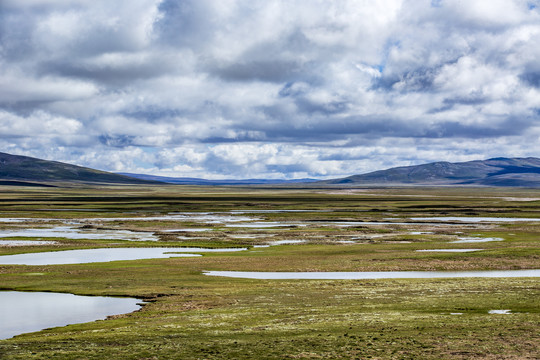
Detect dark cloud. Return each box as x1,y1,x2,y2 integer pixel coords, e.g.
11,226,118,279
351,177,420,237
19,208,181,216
442,93,489,107
421,119,528,138
123,108,185,121
293,97,349,116
429,92,490,113
40,60,170,86
372,67,439,92
0,101,55,116
278,82,307,97
212,59,304,83
208,30,325,84
520,70,540,88
98,135,136,148
156,0,215,49
0,9,37,62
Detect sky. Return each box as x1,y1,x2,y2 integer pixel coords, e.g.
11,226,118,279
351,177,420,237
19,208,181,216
1,0,540,180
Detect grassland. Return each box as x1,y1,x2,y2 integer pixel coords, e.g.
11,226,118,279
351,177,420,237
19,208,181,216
0,185,539,359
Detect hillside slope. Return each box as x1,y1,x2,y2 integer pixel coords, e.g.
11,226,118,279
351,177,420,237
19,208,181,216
0,152,161,185
323,157,540,187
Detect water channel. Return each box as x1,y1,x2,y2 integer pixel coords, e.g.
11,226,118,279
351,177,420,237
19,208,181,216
0,240,59,246
410,217,540,222
204,269,540,280
0,226,159,241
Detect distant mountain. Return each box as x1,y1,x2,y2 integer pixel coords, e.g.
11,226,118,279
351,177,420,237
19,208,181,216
3,151,538,188
322,157,540,187
0,152,161,185
119,173,319,185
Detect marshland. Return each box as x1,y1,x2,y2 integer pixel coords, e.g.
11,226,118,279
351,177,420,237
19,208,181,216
0,185,538,359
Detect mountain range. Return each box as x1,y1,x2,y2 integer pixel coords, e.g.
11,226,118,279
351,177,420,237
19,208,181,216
1,151,539,187
0,152,157,185
118,173,318,185
322,157,540,187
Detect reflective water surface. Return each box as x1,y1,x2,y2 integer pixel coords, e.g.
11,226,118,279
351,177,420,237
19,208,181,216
230,210,325,214
0,226,159,241
0,240,58,246
489,309,512,314
0,247,247,265
268,240,306,245
204,269,540,280
416,249,484,252
451,237,504,243
160,228,212,232
226,222,308,228
229,234,273,239
92,213,260,224
410,217,540,222
0,213,259,224
0,291,142,340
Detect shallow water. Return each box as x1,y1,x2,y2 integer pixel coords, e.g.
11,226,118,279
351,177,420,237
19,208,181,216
226,222,307,228
416,249,483,252
489,309,512,314
112,214,258,223
160,228,212,232
229,234,273,239
88,213,260,224
410,217,540,223
327,221,411,226
451,237,504,243
0,218,29,223
230,210,326,214
165,213,259,223
323,221,468,227
0,240,58,246
0,213,260,225
268,240,306,245
0,291,141,340
0,226,159,241
0,247,247,265
204,269,540,280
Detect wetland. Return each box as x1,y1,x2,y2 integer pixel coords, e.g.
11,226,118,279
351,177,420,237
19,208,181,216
0,185,538,359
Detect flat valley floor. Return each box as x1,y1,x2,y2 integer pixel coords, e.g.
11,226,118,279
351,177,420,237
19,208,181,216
0,185,538,359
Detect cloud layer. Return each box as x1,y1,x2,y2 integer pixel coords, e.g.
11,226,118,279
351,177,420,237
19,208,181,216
1,0,539,179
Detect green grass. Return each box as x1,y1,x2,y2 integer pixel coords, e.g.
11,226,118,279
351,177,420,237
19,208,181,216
0,185,539,359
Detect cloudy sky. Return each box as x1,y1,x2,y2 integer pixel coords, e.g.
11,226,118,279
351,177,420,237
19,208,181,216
1,0,540,179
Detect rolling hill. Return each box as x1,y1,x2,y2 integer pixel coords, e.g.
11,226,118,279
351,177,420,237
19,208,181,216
2,151,539,187
118,173,319,185
0,152,161,185
323,157,540,187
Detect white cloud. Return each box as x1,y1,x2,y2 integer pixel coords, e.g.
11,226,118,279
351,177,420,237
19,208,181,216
1,0,539,179
0,110,82,136
0,68,98,103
